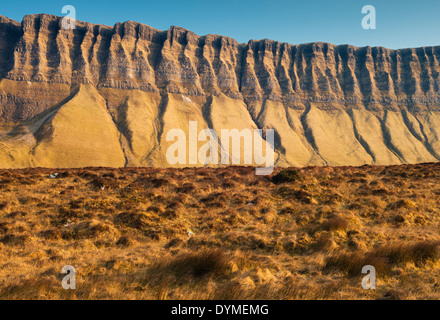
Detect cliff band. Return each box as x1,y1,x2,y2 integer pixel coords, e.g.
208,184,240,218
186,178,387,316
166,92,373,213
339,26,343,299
1,14,440,168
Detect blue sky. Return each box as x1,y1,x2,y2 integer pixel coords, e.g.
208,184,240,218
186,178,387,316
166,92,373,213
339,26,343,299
1,0,439,49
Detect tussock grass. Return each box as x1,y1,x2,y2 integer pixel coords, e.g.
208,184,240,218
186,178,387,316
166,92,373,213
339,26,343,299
325,241,440,276
149,248,230,280
316,215,349,232
272,169,302,184
1,164,440,299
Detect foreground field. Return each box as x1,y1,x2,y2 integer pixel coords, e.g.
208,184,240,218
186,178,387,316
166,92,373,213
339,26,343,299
1,164,440,299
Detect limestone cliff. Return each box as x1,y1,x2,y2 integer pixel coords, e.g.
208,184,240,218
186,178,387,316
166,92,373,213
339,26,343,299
0,14,440,168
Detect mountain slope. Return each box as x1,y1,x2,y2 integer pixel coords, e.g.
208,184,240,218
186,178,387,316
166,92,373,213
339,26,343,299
0,84,126,168
0,14,440,168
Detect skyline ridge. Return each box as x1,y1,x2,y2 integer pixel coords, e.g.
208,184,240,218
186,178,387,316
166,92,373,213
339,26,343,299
1,13,439,51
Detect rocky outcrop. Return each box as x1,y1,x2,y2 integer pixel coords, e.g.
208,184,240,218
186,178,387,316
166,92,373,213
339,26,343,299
0,14,440,168
1,14,440,122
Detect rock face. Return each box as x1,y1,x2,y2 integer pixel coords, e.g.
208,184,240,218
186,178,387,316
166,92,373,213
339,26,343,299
0,14,440,168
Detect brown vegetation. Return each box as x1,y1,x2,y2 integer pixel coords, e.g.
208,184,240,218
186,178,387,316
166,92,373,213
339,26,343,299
1,163,440,299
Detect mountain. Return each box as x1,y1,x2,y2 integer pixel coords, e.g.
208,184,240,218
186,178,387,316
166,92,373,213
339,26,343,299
0,13,440,168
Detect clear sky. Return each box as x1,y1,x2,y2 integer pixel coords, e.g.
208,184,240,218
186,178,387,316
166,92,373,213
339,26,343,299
1,0,439,49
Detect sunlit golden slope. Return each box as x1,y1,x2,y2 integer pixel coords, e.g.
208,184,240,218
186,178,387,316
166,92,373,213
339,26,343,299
0,84,126,168
115,90,161,166
2,84,440,168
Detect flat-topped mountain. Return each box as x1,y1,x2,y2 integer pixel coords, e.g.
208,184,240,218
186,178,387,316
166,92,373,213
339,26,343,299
0,14,440,168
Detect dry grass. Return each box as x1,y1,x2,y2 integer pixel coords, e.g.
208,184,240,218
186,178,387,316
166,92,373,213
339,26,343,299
325,241,440,276
149,248,230,280
315,215,349,232
1,164,440,299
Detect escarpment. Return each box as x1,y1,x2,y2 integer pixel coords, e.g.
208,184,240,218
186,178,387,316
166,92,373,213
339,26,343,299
0,13,440,168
